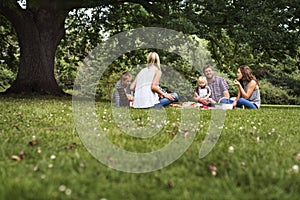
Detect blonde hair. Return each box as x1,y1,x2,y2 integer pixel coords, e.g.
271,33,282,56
147,52,160,70
198,76,207,85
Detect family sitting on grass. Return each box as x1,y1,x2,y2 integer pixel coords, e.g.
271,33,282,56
113,52,261,109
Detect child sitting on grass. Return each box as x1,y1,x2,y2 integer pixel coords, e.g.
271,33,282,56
194,76,214,106
113,72,132,107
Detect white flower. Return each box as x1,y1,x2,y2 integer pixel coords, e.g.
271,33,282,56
65,188,72,195
256,136,260,142
50,155,56,160
228,146,234,153
292,165,299,173
59,185,66,192
272,128,275,132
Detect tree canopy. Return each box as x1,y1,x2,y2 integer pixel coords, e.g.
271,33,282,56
0,0,299,103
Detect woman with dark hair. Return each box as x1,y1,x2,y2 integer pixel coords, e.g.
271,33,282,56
233,65,261,109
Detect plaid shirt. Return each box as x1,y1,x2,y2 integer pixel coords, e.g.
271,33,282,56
113,80,131,106
207,76,229,102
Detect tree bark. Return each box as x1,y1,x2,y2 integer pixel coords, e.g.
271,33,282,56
0,0,164,96
2,7,68,95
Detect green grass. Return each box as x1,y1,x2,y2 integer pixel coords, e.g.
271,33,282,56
0,96,299,200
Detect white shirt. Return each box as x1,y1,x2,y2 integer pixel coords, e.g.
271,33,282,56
133,66,160,108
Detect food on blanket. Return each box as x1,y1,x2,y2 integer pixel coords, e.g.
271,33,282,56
181,102,196,108
169,103,181,108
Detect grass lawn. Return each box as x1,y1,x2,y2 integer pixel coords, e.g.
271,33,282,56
0,96,299,200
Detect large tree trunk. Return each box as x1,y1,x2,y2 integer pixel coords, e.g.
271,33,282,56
3,6,68,95
0,0,161,96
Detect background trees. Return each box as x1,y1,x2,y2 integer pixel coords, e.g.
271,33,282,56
0,0,299,103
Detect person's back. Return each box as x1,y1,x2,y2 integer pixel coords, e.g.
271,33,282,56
130,52,178,108
133,66,159,108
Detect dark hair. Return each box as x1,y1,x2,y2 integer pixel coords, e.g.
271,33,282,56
239,65,259,86
121,72,132,81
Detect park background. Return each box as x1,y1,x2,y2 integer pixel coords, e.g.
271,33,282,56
0,0,299,200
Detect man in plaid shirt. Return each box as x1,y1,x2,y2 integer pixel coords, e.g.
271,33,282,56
203,65,230,104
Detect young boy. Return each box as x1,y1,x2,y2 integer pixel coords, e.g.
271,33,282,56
113,72,132,107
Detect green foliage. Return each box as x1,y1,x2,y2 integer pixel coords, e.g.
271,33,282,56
55,8,105,91
0,97,300,199
0,15,18,91
260,79,300,105
0,65,15,91
0,1,299,104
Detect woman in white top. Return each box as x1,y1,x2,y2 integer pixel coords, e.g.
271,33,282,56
130,52,178,108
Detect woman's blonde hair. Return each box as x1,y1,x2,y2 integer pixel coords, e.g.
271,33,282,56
147,52,160,70
198,76,207,85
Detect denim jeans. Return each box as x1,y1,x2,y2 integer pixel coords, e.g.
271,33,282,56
219,98,234,104
236,98,258,109
153,92,179,108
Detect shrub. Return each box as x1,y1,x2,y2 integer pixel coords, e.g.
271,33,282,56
0,65,15,92
259,79,300,105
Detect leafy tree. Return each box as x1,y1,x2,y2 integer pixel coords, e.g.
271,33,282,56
0,0,167,95
0,0,299,104
0,14,18,90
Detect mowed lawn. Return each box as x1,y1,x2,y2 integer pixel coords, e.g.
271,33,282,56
0,96,299,200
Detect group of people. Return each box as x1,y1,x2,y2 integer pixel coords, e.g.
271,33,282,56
114,52,261,109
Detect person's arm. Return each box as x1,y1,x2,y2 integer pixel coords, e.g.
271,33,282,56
232,87,241,107
234,79,257,99
220,77,230,99
194,91,199,101
151,70,174,100
205,86,212,99
194,86,199,100
130,75,138,91
223,90,230,99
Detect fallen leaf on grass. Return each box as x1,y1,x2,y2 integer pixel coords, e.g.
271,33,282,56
209,164,217,176
28,135,39,146
11,155,21,161
11,151,25,161
167,180,174,189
